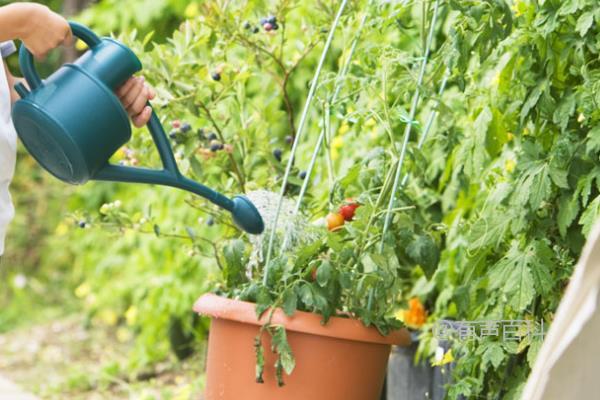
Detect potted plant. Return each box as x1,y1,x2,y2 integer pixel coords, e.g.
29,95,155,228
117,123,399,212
193,143,444,399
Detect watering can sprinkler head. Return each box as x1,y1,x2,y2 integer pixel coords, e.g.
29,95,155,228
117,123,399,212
11,21,265,235
231,196,265,235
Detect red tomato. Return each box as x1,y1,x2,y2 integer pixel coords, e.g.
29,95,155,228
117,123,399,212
338,200,360,221
310,267,318,281
326,212,345,231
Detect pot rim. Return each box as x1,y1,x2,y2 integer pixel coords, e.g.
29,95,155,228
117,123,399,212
194,293,411,346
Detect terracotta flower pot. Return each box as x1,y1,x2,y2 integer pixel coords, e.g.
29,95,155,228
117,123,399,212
194,293,411,400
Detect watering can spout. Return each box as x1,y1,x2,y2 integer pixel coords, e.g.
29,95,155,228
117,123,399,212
93,112,265,235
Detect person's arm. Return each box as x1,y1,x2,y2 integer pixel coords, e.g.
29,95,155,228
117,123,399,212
1,3,154,126
0,3,72,59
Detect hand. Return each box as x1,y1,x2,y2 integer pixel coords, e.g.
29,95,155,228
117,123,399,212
116,76,156,128
17,4,73,60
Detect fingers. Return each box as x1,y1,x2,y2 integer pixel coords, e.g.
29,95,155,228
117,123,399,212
120,77,144,109
116,76,155,127
131,106,152,128
116,77,136,98
63,28,74,46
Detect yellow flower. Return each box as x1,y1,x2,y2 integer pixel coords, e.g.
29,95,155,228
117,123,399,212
99,309,118,326
338,123,350,136
116,327,132,343
75,282,91,298
55,222,68,236
125,306,138,326
331,148,340,161
394,309,405,322
184,2,199,19
332,136,344,149
432,349,455,366
507,132,515,141
505,159,516,174
365,118,376,127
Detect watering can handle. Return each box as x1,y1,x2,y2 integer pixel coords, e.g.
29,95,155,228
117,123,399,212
93,108,236,212
19,22,102,91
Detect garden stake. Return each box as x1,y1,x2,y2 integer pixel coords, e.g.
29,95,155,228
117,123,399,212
380,0,441,252
400,69,449,186
279,3,371,251
11,22,264,235
263,0,349,284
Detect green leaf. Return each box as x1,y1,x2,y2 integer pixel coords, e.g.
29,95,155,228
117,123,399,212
527,337,543,368
255,286,272,317
468,213,511,251
576,12,595,36
486,108,508,156
489,241,536,311
552,93,576,132
270,325,295,375
520,82,545,123
316,260,332,287
406,235,439,278
558,194,580,237
299,284,313,307
482,342,505,371
506,259,535,312
513,162,552,210
529,241,554,296
223,239,246,287
586,126,600,155
281,288,297,316
580,195,600,237
189,156,203,178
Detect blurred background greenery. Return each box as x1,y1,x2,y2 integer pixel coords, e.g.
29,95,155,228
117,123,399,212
0,1,205,398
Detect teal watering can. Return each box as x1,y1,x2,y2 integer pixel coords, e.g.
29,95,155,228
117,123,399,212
11,22,264,235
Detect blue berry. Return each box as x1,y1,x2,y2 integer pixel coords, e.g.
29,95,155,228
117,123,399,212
299,171,307,179
206,217,215,226
272,23,279,31
169,131,178,139
243,21,251,30
285,135,294,145
252,27,259,34
211,72,221,81
207,133,218,141
181,122,191,133
79,221,86,228
267,15,277,24
260,18,267,25
210,143,221,152
273,148,282,162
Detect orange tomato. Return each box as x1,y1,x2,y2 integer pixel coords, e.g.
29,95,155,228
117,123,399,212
326,212,345,231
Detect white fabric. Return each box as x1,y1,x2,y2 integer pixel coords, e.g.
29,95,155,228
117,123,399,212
523,219,600,400
0,41,17,256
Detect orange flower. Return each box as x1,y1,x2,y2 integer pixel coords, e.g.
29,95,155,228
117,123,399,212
404,297,427,329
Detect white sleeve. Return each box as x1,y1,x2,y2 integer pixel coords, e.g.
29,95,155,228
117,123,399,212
0,41,16,58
